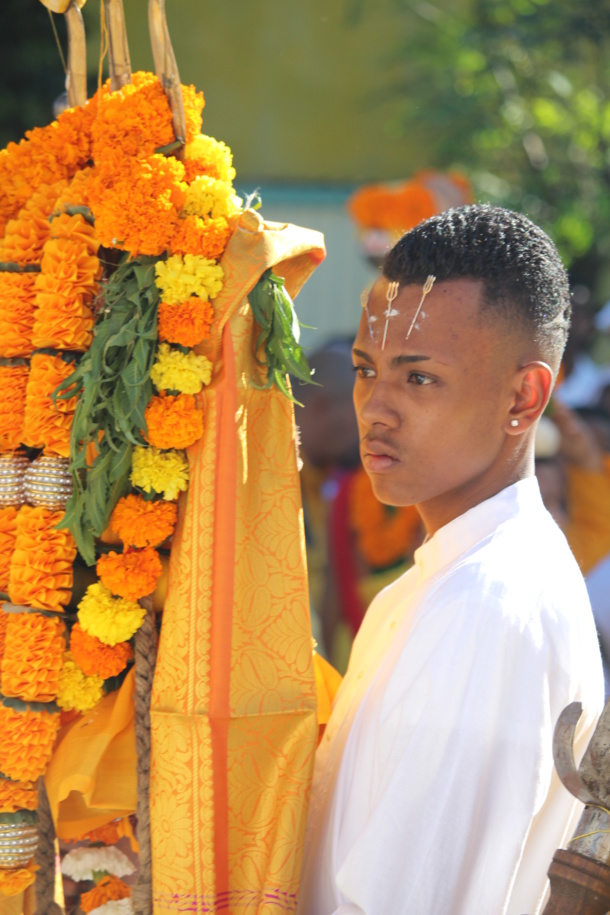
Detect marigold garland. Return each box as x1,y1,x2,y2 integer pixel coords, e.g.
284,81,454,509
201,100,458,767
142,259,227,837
86,154,187,257
168,214,232,260
22,353,77,457
70,622,133,680
0,367,29,452
347,181,437,232
144,392,203,450
157,296,214,347
77,582,146,646
0,863,38,897
130,446,189,501
80,875,131,913
0,778,38,814
150,343,212,395
97,548,163,602
8,505,76,612
1,612,66,703
182,175,241,221
0,272,37,358
1,178,68,265
0,609,8,662
154,253,223,304
109,495,177,549
56,650,104,713
0,705,60,781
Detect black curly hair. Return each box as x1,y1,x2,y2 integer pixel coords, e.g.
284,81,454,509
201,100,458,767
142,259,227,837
383,204,571,368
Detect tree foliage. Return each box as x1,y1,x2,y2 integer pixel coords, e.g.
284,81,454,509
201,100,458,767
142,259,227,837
386,0,610,293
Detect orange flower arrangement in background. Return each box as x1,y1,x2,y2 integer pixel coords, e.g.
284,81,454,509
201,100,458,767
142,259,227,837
80,875,131,912
0,367,29,451
144,392,204,450
97,548,163,602
157,296,214,347
0,778,38,814
349,466,423,569
348,182,436,232
109,495,177,549
70,622,133,679
22,353,77,457
0,273,37,358
8,505,77,611
0,705,60,781
1,612,66,702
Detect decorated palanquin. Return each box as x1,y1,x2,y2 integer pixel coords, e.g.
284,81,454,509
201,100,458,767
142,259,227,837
0,2,330,913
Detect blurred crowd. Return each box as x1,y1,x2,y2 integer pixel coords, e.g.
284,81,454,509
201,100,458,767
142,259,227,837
296,297,610,690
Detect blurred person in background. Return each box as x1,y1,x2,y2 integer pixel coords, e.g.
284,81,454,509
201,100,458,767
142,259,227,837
295,343,424,672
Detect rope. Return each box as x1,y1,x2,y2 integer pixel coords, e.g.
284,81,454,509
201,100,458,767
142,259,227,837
131,596,158,915
47,10,68,76
34,777,63,914
98,0,109,97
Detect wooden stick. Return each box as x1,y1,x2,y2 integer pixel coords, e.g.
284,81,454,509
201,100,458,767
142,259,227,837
65,0,87,108
148,0,186,149
103,0,132,91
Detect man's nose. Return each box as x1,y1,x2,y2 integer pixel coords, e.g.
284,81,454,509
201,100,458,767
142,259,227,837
356,382,400,428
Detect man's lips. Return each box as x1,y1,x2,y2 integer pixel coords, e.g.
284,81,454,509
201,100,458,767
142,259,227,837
361,439,400,472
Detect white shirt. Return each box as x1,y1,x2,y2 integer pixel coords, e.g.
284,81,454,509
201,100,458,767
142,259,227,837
298,478,603,915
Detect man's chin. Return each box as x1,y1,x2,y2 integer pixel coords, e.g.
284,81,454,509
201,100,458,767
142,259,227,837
367,475,419,509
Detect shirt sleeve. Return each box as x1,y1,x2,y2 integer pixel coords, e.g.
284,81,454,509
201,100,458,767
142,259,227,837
329,583,568,915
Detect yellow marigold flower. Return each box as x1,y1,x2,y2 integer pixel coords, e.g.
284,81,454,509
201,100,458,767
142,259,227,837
182,175,242,221
77,582,146,646
184,134,236,184
57,651,104,713
150,343,212,394
130,446,189,502
154,253,224,304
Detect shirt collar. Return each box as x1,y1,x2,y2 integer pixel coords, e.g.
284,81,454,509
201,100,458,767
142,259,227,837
414,476,543,580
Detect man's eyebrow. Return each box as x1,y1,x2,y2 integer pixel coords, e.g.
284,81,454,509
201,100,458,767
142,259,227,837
352,347,431,366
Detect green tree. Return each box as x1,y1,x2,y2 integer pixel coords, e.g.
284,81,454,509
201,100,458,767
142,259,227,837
386,0,610,295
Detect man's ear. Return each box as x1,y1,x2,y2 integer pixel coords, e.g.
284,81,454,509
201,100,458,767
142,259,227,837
505,361,554,435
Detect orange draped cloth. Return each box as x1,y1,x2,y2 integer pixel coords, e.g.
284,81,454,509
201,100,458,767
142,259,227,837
149,211,326,913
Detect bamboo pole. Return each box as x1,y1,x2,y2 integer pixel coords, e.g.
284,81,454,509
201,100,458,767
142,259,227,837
103,0,131,90
64,1,87,108
148,0,186,148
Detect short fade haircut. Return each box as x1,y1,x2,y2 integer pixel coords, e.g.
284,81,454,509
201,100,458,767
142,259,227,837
383,204,571,368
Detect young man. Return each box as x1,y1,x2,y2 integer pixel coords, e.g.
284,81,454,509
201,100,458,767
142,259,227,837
297,205,604,915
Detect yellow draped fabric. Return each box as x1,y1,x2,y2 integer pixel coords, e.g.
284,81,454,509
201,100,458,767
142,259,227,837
44,667,137,839
149,210,326,913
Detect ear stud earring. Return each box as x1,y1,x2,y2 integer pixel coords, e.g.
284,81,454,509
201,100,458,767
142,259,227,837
510,419,519,427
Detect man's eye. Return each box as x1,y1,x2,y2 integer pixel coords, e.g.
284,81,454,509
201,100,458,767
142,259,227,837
408,372,433,386
353,365,375,379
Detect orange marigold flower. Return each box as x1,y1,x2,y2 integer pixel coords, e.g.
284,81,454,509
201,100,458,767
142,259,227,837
0,508,19,592
8,505,76,612
1,179,69,266
0,778,38,814
22,354,77,457
144,392,204,450
0,704,60,781
49,212,100,255
109,495,177,548
91,71,182,162
80,875,131,913
97,547,163,601
87,154,186,256
53,167,93,213
1,612,66,703
70,622,133,679
0,366,29,451
32,289,95,352
0,273,37,358
169,214,232,260
0,608,9,662
0,862,38,896
158,296,214,348
37,236,101,299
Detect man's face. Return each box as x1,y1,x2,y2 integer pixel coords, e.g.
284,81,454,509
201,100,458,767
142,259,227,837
352,277,520,533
